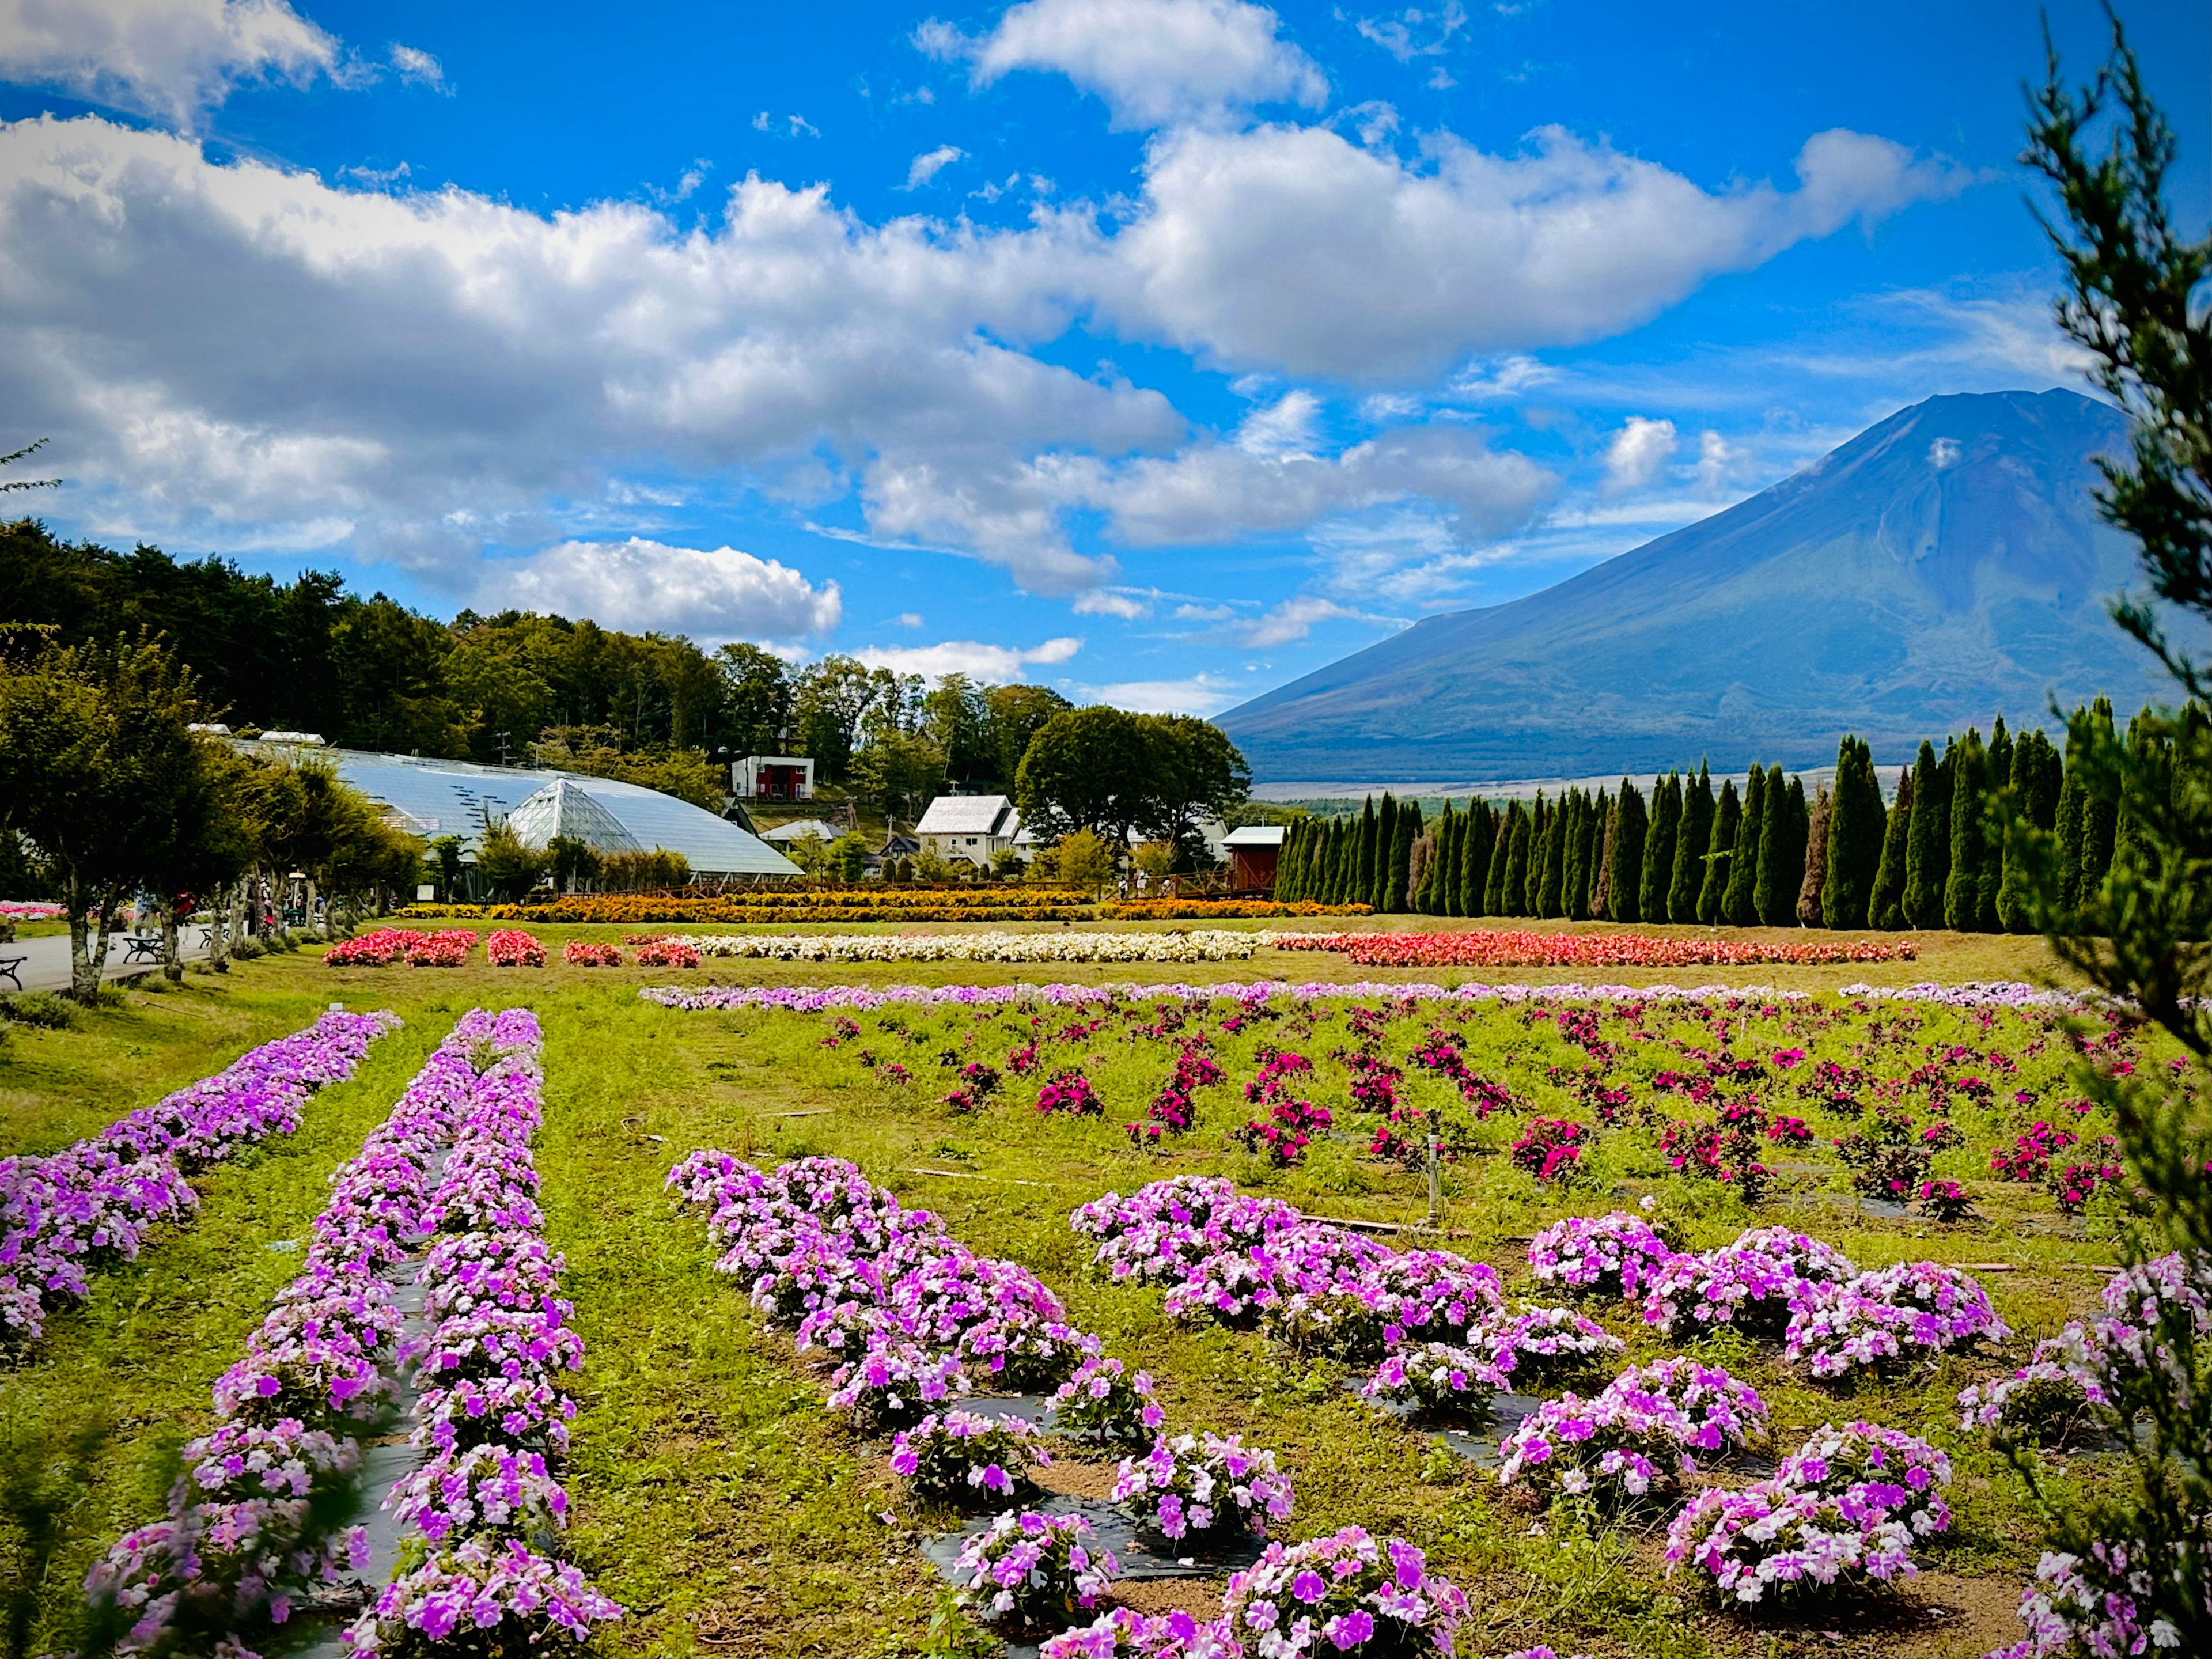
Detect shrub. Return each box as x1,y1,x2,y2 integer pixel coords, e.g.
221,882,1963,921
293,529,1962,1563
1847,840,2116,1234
1111,1431,1294,1541
953,1510,1118,1630
0,990,74,1029
484,930,544,968
1218,1526,1470,1658
888,1408,1048,1504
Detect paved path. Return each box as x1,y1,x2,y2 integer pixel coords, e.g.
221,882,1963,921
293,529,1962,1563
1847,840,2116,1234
3,930,215,994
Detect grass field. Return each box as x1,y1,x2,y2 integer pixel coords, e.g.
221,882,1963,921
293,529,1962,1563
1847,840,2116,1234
0,925,2133,1658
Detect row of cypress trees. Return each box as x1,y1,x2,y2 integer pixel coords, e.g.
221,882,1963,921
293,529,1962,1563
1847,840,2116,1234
1273,699,2181,933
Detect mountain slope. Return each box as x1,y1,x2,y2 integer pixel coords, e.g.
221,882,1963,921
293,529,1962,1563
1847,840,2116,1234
1217,388,2170,781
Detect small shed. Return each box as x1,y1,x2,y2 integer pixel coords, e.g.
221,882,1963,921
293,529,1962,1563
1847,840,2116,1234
1222,824,1286,892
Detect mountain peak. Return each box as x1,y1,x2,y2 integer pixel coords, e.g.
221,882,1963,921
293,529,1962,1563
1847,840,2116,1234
1217,387,2159,782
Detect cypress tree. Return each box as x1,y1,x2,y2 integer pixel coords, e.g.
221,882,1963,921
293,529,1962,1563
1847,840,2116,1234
1525,794,1550,916
1823,736,1885,929
1351,797,1376,909
1699,779,1740,923
1797,785,1831,925
1591,796,1615,919
1669,762,1713,922
1449,805,1472,915
1536,795,1568,918
1582,789,1610,918
1333,817,1357,907
1483,803,1514,915
1388,801,1421,912
1641,774,1681,924
1754,770,1797,926
1724,767,1765,926
1502,806,1532,914
1945,730,1987,930
1975,718,2011,929
1997,731,2059,931
2114,707,2171,875
2080,696,2119,900
1370,795,1395,910
1904,740,1947,926
1290,821,1315,903
1561,792,1589,921
1422,802,1454,914
1608,778,1648,923
1870,767,1912,930
2054,713,2089,914
1464,801,1496,916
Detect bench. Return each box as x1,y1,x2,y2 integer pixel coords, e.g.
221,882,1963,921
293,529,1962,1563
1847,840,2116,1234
0,956,22,991
120,934,165,964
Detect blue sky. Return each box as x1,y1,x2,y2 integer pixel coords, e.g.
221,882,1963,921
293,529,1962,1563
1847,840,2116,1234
1,0,2203,715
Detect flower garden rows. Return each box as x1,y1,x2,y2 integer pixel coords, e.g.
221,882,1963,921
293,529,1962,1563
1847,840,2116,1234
669,1146,2175,1656
668,1151,1490,1659
1,1009,399,1346
78,1008,623,1658
1277,931,1918,968
662,979,2143,1226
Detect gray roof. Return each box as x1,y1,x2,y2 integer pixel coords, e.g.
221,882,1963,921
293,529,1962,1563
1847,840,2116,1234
1222,824,1287,847
506,779,643,856
760,817,847,843
234,741,800,877
915,794,1017,836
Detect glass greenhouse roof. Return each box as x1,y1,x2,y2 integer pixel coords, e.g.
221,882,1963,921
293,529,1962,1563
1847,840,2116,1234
236,741,800,877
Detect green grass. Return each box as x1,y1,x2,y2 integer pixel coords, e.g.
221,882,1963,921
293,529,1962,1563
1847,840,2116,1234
0,929,2138,1658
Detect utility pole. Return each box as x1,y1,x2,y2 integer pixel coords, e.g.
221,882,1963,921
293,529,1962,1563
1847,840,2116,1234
1424,1104,1443,1230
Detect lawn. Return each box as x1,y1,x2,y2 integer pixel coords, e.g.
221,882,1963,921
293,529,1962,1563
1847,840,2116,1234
0,927,2141,1658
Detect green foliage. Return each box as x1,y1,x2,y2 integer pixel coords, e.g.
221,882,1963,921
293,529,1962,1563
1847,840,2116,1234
1639,773,1680,926
1945,729,1989,931
1698,778,1738,925
0,992,75,1030
1823,736,1886,929
1053,827,1118,896
1607,778,1647,925
1722,766,1763,927
1669,763,1713,923
2008,21,2212,1647
1869,765,1914,930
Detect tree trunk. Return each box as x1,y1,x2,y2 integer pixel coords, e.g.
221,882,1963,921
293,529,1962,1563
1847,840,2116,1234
209,879,235,972
305,877,321,938
67,881,117,1005
160,896,183,984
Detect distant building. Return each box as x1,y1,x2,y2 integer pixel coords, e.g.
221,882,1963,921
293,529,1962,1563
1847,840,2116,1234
915,794,1022,867
1222,824,1285,892
759,817,846,845
734,755,815,801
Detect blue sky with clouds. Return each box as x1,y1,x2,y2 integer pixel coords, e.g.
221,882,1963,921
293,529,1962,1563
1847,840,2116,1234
1,0,2203,715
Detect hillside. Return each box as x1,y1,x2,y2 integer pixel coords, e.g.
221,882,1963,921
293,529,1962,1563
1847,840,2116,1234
1217,388,2169,781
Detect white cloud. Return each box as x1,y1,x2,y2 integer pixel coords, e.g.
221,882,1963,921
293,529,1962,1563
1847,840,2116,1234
853,635,1083,680
1077,672,1243,715
904,143,964,188
1236,594,1390,646
1072,587,1151,618
1695,428,1749,493
921,0,1327,130
1929,436,1961,470
1114,124,1969,381
892,611,925,628
1352,3,1466,62
1234,389,1323,458
483,538,842,639
1046,422,1554,547
1603,416,1677,493
388,43,443,90
0,0,338,123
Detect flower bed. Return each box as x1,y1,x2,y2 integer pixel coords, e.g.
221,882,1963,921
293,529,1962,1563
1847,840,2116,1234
325,927,480,967
631,937,702,968
890,1409,1049,1503
1664,1422,1952,1603
1218,1526,1470,1658
81,1012,545,1653
1497,1358,1769,1504
486,929,545,967
953,1510,1118,1631
1782,1261,2008,1378
407,890,1092,925
350,1007,624,1655
1111,1431,1294,1541
1277,930,1919,968
0,899,65,921
1096,899,1373,919
649,930,1284,963
563,941,622,967
2,1009,398,1346
1642,1227,1860,1340
1528,1211,1683,1302
1051,1355,1164,1444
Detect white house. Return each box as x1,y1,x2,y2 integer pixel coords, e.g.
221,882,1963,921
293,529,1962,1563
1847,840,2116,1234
915,794,1022,866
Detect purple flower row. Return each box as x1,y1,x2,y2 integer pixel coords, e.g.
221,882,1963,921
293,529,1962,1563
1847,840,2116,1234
82,1013,502,1658
2,1009,400,1345
1532,1213,2009,1376
349,1008,624,1656
642,978,2104,1015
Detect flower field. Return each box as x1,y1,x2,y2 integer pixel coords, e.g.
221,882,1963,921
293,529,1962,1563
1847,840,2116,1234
0,945,2196,1659
1279,931,1921,969
399,893,1373,926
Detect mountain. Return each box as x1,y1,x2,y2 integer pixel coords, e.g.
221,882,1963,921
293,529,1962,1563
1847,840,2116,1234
1217,388,2173,783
